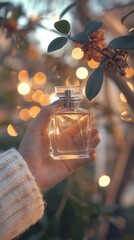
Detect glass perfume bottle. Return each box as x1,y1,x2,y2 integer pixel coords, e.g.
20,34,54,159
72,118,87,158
49,86,94,160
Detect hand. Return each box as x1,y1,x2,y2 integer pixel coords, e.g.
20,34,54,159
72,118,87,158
19,102,100,191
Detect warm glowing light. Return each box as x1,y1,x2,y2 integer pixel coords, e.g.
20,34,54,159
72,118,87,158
24,92,33,102
34,72,46,85
76,67,88,79
29,106,40,118
125,67,134,78
18,70,29,82
19,108,31,121
88,59,100,69
30,78,40,89
127,81,134,91
99,175,110,187
7,124,18,137
49,93,59,103
65,77,80,86
120,93,127,103
71,47,84,60
17,82,31,95
121,111,132,122
32,90,43,102
39,94,50,106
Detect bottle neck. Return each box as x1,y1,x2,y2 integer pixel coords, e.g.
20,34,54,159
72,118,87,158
60,98,80,108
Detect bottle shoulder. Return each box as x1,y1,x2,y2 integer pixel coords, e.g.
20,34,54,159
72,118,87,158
54,107,91,115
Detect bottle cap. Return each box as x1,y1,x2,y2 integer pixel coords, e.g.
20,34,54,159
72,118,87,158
55,86,83,99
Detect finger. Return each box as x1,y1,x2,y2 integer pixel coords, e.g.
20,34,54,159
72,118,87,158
72,127,86,146
63,116,88,137
90,127,99,138
62,156,93,176
30,101,61,131
91,135,100,148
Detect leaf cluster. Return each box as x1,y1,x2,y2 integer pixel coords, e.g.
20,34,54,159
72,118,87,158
47,4,134,101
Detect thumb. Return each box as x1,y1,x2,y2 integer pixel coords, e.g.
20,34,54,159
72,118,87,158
30,101,61,130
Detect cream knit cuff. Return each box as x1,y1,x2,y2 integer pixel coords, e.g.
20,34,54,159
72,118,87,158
0,148,45,240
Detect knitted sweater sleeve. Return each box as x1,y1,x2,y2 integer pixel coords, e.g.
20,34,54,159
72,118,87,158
0,149,45,240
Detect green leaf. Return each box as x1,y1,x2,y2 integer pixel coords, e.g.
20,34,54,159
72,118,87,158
70,32,89,44
60,3,76,19
0,2,13,17
85,66,103,100
54,20,70,34
84,20,103,34
109,35,134,49
0,2,13,9
47,37,68,53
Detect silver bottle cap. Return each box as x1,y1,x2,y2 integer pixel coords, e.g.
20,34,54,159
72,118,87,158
55,86,82,99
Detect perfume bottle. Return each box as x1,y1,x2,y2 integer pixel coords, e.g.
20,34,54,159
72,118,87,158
49,86,93,160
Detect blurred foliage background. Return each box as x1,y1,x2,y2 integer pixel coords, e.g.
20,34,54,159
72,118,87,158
0,0,134,239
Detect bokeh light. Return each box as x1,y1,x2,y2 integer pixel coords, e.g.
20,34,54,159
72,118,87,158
7,124,18,137
17,82,31,95
125,67,134,78
29,106,40,118
76,67,88,79
120,93,127,103
88,59,100,69
32,89,44,102
33,72,46,85
18,70,29,82
19,108,31,121
98,175,111,187
121,111,132,122
39,94,50,106
71,47,84,60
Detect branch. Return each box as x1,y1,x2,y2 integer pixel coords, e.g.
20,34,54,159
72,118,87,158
98,126,134,239
105,68,134,111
